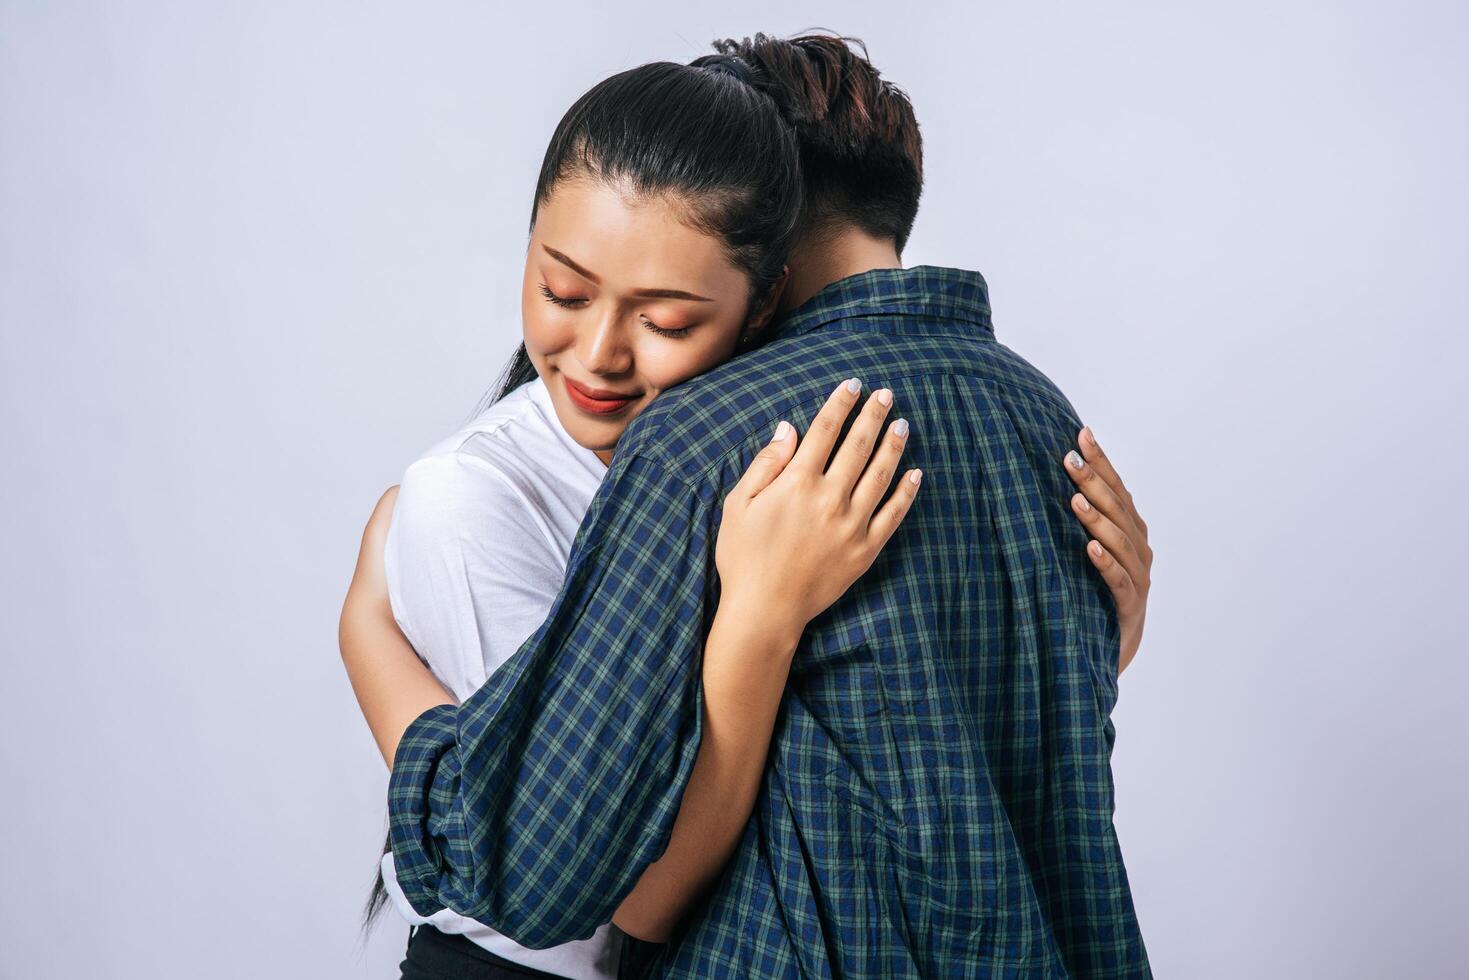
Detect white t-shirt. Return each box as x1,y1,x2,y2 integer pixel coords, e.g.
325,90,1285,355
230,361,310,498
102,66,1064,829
378,375,620,979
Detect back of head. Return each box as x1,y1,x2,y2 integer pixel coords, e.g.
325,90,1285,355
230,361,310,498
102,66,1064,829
710,31,923,256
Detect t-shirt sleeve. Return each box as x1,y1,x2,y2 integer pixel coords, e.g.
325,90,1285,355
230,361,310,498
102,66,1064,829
386,452,570,698
385,448,719,949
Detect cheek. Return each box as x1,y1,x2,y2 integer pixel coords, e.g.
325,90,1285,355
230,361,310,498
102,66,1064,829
634,327,741,390
521,300,572,357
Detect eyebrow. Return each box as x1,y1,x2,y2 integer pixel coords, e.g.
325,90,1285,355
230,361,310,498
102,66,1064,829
542,245,715,302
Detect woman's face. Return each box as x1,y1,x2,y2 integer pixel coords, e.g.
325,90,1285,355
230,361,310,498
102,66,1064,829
522,177,782,464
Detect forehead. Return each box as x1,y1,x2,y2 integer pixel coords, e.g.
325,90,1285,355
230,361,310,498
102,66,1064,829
532,177,742,293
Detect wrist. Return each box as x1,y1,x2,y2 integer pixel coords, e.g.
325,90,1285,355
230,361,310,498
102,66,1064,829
713,590,804,658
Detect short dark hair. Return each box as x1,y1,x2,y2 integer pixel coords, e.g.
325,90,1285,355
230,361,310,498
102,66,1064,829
710,31,924,255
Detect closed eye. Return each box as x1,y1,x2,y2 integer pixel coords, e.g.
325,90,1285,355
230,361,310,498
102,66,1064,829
538,282,585,308
641,317,693,339
542,282,694,338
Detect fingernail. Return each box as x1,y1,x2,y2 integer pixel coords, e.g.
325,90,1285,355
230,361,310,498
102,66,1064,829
1076,494,1092,512
1083,426,1098,448
845,377,862,394
909,469,923,485
876,388,892,407
1066,450,1084,470
1089,540,1104,558
771,420,792,442
893,418,909,438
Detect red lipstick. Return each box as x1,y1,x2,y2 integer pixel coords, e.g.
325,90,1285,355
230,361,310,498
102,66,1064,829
563,375,639,415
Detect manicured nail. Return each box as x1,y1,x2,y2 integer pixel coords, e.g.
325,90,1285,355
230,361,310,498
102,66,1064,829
1066,450,1084,470
909,469,923,485
844,377,862,394
1076,494,1092,512
876,388,893,407
771,420,792,442
1089,540,1104,558
1083,426,1098,448
893,418,909,438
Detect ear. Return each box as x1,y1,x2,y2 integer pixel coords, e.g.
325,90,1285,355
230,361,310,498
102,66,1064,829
744,265,791,338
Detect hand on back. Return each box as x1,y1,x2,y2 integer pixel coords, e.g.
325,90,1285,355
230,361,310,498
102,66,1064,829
1061,427,1154,674
714,376,1156,678
714,377,922,643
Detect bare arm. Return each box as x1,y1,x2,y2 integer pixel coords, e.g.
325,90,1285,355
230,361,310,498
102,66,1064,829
610,597,800,942
606,420,1156,948
604,417,1162,944
342,410,1149,945
613,383,924,942
338,486,802,941
338,487,453,768
344,382,922,944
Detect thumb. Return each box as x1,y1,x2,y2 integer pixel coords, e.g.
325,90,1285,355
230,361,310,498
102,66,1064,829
734,419,797,500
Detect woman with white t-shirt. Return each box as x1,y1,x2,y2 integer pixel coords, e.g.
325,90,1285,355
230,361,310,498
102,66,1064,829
374,377,641,978
339,55,1152,980
341,58,905,980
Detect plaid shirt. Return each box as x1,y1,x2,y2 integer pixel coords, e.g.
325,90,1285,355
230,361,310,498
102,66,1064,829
387,265,1151,978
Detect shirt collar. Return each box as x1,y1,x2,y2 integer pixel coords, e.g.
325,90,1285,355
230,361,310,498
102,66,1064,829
765,265,994,344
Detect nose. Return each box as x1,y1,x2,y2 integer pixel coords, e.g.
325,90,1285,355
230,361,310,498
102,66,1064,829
575,306,633,377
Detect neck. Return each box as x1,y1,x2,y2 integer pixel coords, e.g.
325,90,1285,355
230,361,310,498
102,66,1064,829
777,225,903,316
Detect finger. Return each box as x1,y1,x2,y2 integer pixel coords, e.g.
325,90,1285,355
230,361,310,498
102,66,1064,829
1076,426,1147,541
849,415,910,519
1069,490,1146,590
824,387,894,494
1085,536,1138,611
729,419,798,500
789,376,865,475
1064,447,1141,548
1067,437,1152,569
865,467,924,552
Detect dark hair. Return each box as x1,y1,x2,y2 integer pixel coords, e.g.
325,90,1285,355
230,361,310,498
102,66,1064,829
460,56,804,423
709,30,923,256
359,56,802,943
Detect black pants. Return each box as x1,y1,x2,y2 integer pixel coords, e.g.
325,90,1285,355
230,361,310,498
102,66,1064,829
399,924,572,980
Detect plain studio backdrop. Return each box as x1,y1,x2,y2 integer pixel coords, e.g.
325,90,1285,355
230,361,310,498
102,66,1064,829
2,2,1464,978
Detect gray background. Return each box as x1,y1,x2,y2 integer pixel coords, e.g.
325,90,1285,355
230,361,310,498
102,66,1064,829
2,2,1464,977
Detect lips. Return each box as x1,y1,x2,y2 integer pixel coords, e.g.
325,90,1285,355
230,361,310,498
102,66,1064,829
562,375,639,415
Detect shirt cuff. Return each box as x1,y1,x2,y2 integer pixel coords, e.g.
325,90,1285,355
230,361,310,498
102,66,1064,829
386,702,463,918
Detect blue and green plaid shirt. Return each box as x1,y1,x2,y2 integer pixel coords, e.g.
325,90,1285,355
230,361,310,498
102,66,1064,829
387,265,1150,978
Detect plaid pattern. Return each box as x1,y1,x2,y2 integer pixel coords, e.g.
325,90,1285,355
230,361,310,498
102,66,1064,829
388,266,1151,978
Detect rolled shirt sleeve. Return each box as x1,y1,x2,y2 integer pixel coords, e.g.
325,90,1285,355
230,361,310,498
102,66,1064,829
386,447,719,948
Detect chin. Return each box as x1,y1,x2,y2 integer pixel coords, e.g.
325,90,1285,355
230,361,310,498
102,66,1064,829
575,423,626,453
558,407,631,452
